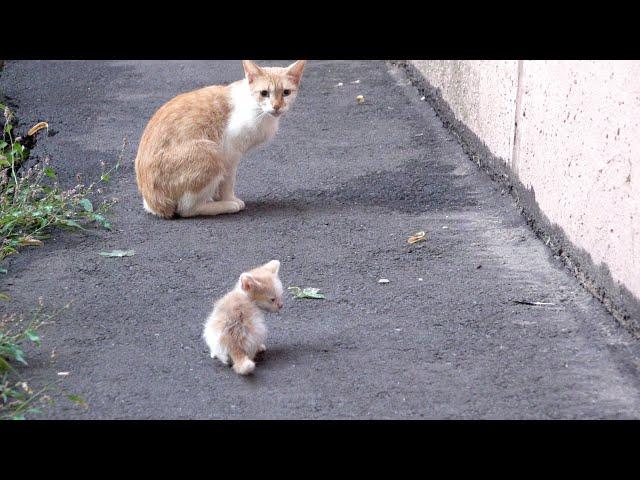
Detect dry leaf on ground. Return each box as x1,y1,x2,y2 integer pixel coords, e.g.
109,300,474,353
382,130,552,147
407,231,426,244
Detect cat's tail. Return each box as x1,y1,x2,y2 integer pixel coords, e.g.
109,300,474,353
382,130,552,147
142,194,176,219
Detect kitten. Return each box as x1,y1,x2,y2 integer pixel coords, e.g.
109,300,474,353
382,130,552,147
203,260,284,375
134,60,306,219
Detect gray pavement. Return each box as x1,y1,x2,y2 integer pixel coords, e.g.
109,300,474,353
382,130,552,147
2,60,640,419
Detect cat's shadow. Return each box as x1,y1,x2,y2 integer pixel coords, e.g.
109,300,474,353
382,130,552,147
243,197,324,216
168,156,474,223
241,155,475,217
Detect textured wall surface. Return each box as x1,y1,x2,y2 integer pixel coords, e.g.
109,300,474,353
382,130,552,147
411,60,519,163
410,60,640,314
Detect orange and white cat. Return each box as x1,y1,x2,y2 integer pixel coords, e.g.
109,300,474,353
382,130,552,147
203,260,284,375
135,60,307,218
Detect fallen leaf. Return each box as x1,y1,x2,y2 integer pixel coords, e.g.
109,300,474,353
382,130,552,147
336,82,344,87
18,236,43,247
356,95,365,104
27,121,49,137
407,231,426,244
0,267,6,274
0,292,11,301
288,286,325,300
99,250,135,257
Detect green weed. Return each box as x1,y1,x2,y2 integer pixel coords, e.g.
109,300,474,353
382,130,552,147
0,103,121,269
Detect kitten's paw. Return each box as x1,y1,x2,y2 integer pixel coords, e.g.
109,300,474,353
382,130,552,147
211,351,230,365
258,344,267,353
233,358,255,375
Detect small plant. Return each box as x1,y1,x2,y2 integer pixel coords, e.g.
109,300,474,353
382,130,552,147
0,103,121,268
0,102,110,419
0,302,59,420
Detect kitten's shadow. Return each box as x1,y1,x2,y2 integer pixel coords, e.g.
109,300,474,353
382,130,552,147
236,342,331,383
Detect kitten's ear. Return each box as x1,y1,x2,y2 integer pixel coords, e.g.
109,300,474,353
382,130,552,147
264,260,280,275
286,60,307,84
242,60,263,84
240,272,256,291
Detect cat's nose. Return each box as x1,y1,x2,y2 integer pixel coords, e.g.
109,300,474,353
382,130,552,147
277,300,284,310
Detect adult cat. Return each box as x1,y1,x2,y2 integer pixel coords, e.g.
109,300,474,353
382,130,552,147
135,60,306,218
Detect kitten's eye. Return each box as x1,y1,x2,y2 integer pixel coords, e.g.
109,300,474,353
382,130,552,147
283,89,291,96
270,298,276,302
260,90,269,97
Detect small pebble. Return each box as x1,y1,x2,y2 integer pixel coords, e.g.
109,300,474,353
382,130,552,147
378,278,390,284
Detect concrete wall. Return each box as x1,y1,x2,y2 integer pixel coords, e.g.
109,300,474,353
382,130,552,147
408,60,640,327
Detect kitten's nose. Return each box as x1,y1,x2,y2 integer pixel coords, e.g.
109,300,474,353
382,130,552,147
277,300,284,310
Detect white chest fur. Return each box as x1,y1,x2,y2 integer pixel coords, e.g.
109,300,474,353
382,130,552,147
225,80,279,155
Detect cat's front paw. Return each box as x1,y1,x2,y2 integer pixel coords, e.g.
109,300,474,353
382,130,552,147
233,198,246,210
258,344,267,353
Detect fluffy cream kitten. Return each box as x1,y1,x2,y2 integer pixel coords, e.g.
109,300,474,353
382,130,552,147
203,260,284,375
135,60,306,218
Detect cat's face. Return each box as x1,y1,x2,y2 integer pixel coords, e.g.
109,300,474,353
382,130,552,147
242,60,306,118
240,260,284,312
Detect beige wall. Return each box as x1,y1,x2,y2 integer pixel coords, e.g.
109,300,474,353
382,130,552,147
410,60,640,309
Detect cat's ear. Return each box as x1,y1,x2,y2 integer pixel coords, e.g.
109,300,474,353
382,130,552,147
240,272,257,291
242,60,264,84
264,260,280,275
286,60,307,84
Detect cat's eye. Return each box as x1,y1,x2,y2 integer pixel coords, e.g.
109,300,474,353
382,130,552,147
270,298,276,302
283,89,291,96
260,90,269,97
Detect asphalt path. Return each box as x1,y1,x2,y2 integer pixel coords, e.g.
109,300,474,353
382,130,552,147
2,60,640,418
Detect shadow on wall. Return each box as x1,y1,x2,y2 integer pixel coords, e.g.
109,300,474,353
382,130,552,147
397,60,640,335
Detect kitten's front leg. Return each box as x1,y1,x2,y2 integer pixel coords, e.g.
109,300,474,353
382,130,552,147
219,164,245,210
